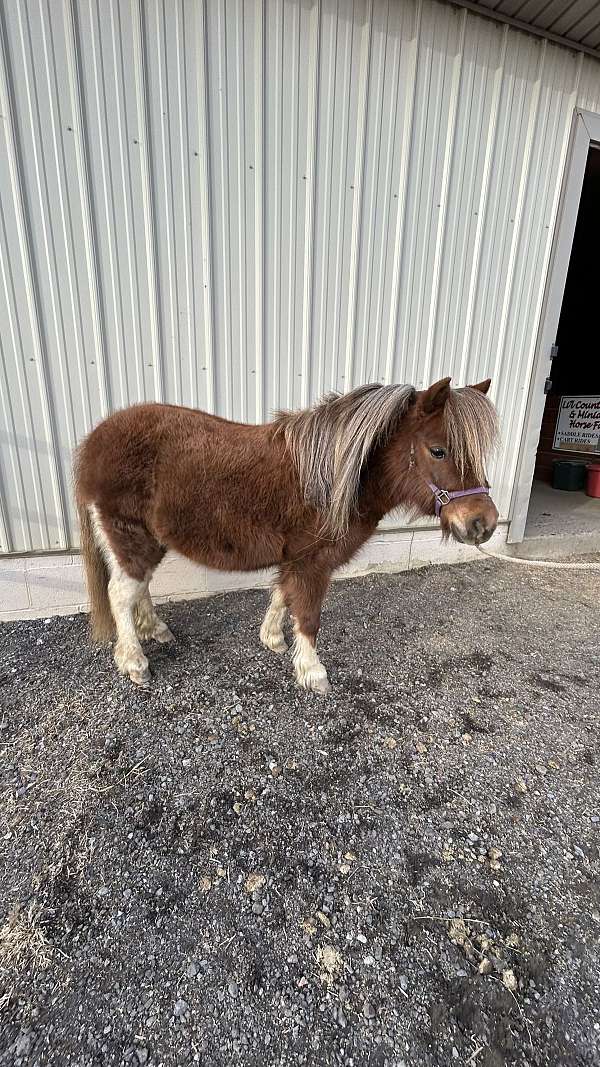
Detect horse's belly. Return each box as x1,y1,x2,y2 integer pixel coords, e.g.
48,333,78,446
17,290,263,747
162,520,285,573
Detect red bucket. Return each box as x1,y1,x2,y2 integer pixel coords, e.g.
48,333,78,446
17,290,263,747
587,463,600,499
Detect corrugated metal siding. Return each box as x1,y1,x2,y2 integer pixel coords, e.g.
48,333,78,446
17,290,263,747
1,0,599,554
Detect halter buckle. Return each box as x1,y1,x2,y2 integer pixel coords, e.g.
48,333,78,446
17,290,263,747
435,489,451,507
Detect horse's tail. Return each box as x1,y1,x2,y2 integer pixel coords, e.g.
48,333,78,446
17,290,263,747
74,459,114,643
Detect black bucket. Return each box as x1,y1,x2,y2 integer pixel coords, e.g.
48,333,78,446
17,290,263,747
552,459,586,491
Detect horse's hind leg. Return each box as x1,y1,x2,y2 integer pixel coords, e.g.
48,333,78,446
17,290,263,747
90,506,162,687
134,585,175,644
259,584,288,653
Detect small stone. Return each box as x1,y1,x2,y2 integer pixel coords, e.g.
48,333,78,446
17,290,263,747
357,933,367,944
15,1035,31,1057
505,933,520,948
399,974,408,991
233,802,243,815
174,999,189,1017
97,886,110,898
182,758,191,768
415,741,428,755
383,737,397,749
339,863,351,875
515,778,528,794
488,846,503,861
269,761,282,777
535,764,547,777
362,1000,376,1019
448,919,468,945
245,872,266,894
344,851,358,861
199,876,212,892
187,962,199,978
478,958,492,974
216,866,226,877
316,911,331,928
502,969,518,992
228,982,239,998
462,733,472,745
363,954,376,966
136,1049,148,1065
252,902,264,915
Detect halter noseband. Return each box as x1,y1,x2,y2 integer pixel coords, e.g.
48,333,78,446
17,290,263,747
409,444,490,516
427,483,490,517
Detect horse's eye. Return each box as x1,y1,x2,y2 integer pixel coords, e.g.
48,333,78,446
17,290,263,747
430,447,446,460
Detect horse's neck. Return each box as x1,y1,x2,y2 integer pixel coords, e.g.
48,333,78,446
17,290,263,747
359,434,413,521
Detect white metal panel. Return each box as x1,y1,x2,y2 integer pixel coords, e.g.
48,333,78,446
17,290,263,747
0,0,599,553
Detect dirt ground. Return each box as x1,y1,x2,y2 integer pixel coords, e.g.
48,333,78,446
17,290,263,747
1,559,599,1067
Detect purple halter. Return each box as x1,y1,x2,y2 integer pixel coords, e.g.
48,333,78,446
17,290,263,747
427,483,490,517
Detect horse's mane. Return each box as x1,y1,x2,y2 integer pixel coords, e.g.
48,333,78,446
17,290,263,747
444,385,499,484
275,383,415,536
276,382,498,538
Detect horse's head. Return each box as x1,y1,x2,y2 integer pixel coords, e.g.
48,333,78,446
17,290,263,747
406,377,499,545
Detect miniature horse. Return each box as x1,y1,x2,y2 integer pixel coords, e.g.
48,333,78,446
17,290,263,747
75,377,498,693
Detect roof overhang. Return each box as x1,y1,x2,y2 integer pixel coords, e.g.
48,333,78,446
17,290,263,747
447,1,600,60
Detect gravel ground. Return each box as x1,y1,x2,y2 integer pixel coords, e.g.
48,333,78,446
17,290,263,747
1,559,599,1067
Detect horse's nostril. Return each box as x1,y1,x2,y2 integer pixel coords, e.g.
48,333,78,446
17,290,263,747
469,518,487,542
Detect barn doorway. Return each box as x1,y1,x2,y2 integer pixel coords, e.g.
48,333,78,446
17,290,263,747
519,143,600,557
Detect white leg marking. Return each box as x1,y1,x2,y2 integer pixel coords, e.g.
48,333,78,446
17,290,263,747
260,586,288,654
292,630,330,695
89,505,150,686
134,588,175,644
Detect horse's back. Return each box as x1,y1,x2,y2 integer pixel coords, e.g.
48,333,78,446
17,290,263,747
75,402,279,519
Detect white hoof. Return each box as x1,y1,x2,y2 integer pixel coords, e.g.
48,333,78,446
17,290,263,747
153,621,175,644
296,665,331,695
114,642,150,687
260,623,288,654
130,664,151,688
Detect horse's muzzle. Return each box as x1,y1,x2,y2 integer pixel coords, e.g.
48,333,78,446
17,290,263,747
450,516,496,545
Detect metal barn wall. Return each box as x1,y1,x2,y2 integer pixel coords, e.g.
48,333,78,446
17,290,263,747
1,0,600,554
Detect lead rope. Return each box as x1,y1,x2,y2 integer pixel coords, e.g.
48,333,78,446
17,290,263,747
477,545,600,571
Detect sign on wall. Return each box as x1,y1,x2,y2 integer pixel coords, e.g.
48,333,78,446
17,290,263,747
553,396,600,455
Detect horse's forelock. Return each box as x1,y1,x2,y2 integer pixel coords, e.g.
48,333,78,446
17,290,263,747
443,386,499,483
277,383,416,536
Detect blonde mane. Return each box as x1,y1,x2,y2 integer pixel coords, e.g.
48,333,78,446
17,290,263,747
276,383,416,537
444,386,499,484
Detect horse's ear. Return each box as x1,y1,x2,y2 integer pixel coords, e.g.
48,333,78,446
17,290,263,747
419,377,452,414
470,378,491,394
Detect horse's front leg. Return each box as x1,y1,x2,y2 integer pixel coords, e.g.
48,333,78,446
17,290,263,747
280,564,331,695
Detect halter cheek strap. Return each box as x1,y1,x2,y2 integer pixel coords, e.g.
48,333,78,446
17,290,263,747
427,483,490,517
